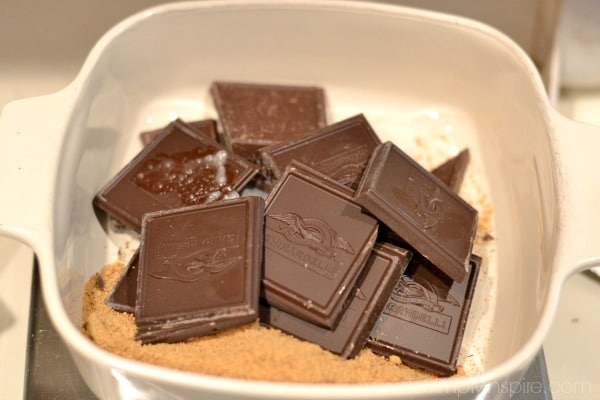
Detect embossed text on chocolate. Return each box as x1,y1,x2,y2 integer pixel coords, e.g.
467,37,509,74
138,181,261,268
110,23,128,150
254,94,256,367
265,229,341,280
383,301,452,334
156,230,238,256
315,145,370,186
382,276,454,334
149,229,242,282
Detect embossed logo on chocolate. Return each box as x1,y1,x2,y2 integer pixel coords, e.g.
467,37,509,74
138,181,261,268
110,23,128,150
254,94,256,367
132,149,233,205
314,145,370,188
393,180,443,230
149,230,241,282
383,275,458,334
265,212,354,279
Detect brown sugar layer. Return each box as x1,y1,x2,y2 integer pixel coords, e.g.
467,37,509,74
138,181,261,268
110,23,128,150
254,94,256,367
82,261,444,383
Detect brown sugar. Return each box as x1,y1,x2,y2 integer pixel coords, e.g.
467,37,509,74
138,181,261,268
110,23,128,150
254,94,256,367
82,261,444,383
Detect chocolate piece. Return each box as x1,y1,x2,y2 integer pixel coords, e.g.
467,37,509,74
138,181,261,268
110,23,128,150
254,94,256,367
210,81,327,160
93,119,259,232
375,147,472,250
259,114,381,190
105,250,139,313
263,161,378,329
354,142,477,282
431,149,470,193
140,119,218,145
368,254,482,376
134,196,264,344
260,243,411,358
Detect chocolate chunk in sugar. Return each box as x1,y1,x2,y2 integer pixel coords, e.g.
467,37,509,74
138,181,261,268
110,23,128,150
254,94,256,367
105,250,139,313
210,81,327,160
354,142,478,282
260,243,411,358
140,119,218,146
368,254,482,376
259,114,381,190
263,161,378,329
431,149,470,193
134,196,264,344
93,119,259,232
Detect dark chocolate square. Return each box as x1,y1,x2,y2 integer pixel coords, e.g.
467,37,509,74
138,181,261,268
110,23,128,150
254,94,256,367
260,243,411,358
93,119,259,232
368,254,482,376
134,196,264,344
263,161,378,329
210,81,327,160
354,142,478,282
259,114,381,190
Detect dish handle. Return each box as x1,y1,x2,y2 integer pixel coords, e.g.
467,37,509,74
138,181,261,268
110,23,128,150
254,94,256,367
551,110,600,280
0,92,69,252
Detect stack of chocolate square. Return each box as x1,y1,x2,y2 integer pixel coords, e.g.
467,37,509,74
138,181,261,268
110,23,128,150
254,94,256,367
95,80,482,377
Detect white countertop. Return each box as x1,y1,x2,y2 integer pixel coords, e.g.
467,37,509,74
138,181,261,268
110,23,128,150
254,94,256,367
1,2,599,399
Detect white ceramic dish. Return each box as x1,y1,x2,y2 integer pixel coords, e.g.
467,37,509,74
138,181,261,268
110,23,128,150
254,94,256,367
1,1,599,399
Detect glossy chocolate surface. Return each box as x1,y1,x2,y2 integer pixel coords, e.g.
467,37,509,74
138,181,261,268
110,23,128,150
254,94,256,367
210,81,327,160
93,119,258,232
263,161,378,329
260,243,411,358
368,254,482,376
354,142,477,282
134,196,264,344
259,114,381,190
140,119,218,145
